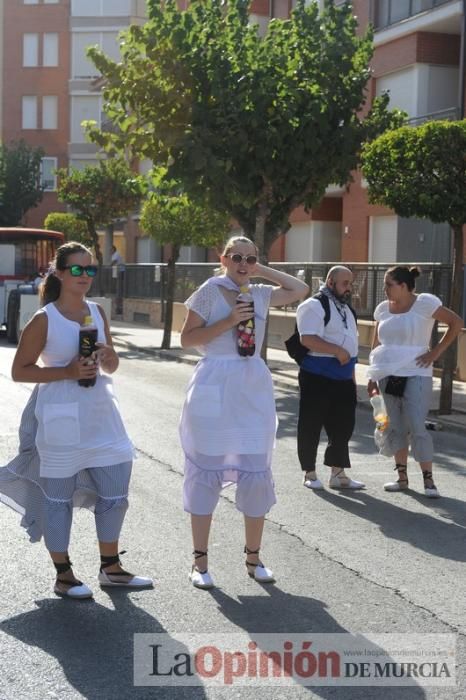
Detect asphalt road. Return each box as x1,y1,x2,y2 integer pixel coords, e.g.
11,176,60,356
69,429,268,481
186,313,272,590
0,335,465,700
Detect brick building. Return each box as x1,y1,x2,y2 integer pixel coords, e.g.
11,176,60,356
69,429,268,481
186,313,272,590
264,0,466,264
2,0,465,264
0,0,147,261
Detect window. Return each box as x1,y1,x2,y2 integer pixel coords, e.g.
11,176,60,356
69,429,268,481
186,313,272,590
23,34,39,67
72,32,120,79
42,96,58,129
43,33,58,66
71,96,100,142
24,0,39,4
101,32,121,63
72,33,100,78
72,0,130,16
102,0,130,15
41,157,58,191
44,0,59,3
22,96,38,129
23,33,58,68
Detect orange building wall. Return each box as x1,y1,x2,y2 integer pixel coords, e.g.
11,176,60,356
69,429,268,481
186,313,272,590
372,32,459,78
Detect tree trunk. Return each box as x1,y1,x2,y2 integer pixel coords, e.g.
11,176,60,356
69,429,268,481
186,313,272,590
438,224,464,414
88,219,104,296
103,223,114,265
161,244,180,350
254,211,269,362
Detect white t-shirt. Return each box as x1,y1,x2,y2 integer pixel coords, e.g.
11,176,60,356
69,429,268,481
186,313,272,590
368,293,442,380
296,296,358,358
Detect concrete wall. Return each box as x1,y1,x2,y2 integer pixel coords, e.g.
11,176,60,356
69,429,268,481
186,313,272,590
119,297,466,379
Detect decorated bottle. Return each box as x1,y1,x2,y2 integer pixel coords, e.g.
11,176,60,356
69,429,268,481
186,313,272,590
78,315,97,387
236,286,255,357
370,392,389,432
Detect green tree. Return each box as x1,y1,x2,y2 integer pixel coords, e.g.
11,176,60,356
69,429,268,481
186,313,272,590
86,0,403,259
44,212,90,245
57,158,147,267
0,140,44,225
140,185,229,348
362,120,466,414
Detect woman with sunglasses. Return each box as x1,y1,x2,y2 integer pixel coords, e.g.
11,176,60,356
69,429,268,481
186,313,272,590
180,235,308,588
0,241,152,598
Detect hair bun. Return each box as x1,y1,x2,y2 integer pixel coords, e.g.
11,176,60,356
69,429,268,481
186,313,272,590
409,266,421,279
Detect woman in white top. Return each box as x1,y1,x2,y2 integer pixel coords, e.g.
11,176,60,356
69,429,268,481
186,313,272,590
0,242,152,599
367,266,462,498
180,236,308,589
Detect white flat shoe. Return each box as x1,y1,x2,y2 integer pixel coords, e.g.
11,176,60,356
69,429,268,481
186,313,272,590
54,580,93,599
423,472,440,498
189,567,215,589
247,563,275,583
245,546,275,583
303,476,324,490
53,558,93,599
189,549,214,589
98,569,153,588
98,551,153,588
329,474,365,490
384,480,409,492
424,486,440,498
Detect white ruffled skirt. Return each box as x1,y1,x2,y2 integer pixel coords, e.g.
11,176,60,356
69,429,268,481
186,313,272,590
180,356,277,516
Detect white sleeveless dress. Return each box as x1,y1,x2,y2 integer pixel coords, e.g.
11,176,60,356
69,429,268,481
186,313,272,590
34,302,133,478
179,280,277,514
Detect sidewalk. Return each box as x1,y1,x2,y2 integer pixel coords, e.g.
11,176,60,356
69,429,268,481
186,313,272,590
110,320,466,435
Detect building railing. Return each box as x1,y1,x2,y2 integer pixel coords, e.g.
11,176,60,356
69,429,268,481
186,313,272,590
92,262,453,319
406,107,460,126
373,0,454,31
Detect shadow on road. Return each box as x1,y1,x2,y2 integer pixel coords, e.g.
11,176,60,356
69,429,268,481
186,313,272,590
210,586,427,699
313,490,466,562
1,589,207,700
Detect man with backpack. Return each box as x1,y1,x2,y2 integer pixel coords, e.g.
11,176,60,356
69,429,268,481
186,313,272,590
295,266,365,491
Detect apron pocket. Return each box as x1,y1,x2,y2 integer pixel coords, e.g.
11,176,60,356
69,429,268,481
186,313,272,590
43,402,81,446
187,385,222,417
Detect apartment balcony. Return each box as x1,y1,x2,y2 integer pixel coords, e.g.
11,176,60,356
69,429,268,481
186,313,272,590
406,106,460,125
372,0,462,43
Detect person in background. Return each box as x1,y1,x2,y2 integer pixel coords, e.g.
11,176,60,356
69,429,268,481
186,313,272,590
33,268,46,289
180,235,308,589
367,266,463,498
111,245,123,267
0,241,152,599
297,266,366,491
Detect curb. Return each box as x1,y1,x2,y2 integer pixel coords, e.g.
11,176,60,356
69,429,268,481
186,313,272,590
113,337,466,437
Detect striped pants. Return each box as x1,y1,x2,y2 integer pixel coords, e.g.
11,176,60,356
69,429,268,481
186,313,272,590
0,386,132,551
42,462,132,552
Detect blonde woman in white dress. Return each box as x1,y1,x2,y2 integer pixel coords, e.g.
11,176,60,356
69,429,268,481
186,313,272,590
180,236,308,589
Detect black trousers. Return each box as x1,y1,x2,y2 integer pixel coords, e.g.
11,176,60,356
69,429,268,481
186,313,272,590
297,370,357,472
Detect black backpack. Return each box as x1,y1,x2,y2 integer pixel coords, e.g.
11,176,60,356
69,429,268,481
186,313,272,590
284,292,357,366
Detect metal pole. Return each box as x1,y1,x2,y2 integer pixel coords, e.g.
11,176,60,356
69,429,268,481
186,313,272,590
458,0,466,119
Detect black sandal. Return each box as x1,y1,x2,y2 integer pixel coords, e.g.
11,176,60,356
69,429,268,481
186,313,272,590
244,546,275,583
53,558,93,599
189,550,214,589
384,464,409,491
98,550,153,588
422,471,440,498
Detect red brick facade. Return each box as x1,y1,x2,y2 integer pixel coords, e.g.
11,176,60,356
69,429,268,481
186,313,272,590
2,0,70,227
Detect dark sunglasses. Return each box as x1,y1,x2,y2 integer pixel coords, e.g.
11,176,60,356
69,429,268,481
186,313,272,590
63,264,98,277
227,253,257,265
